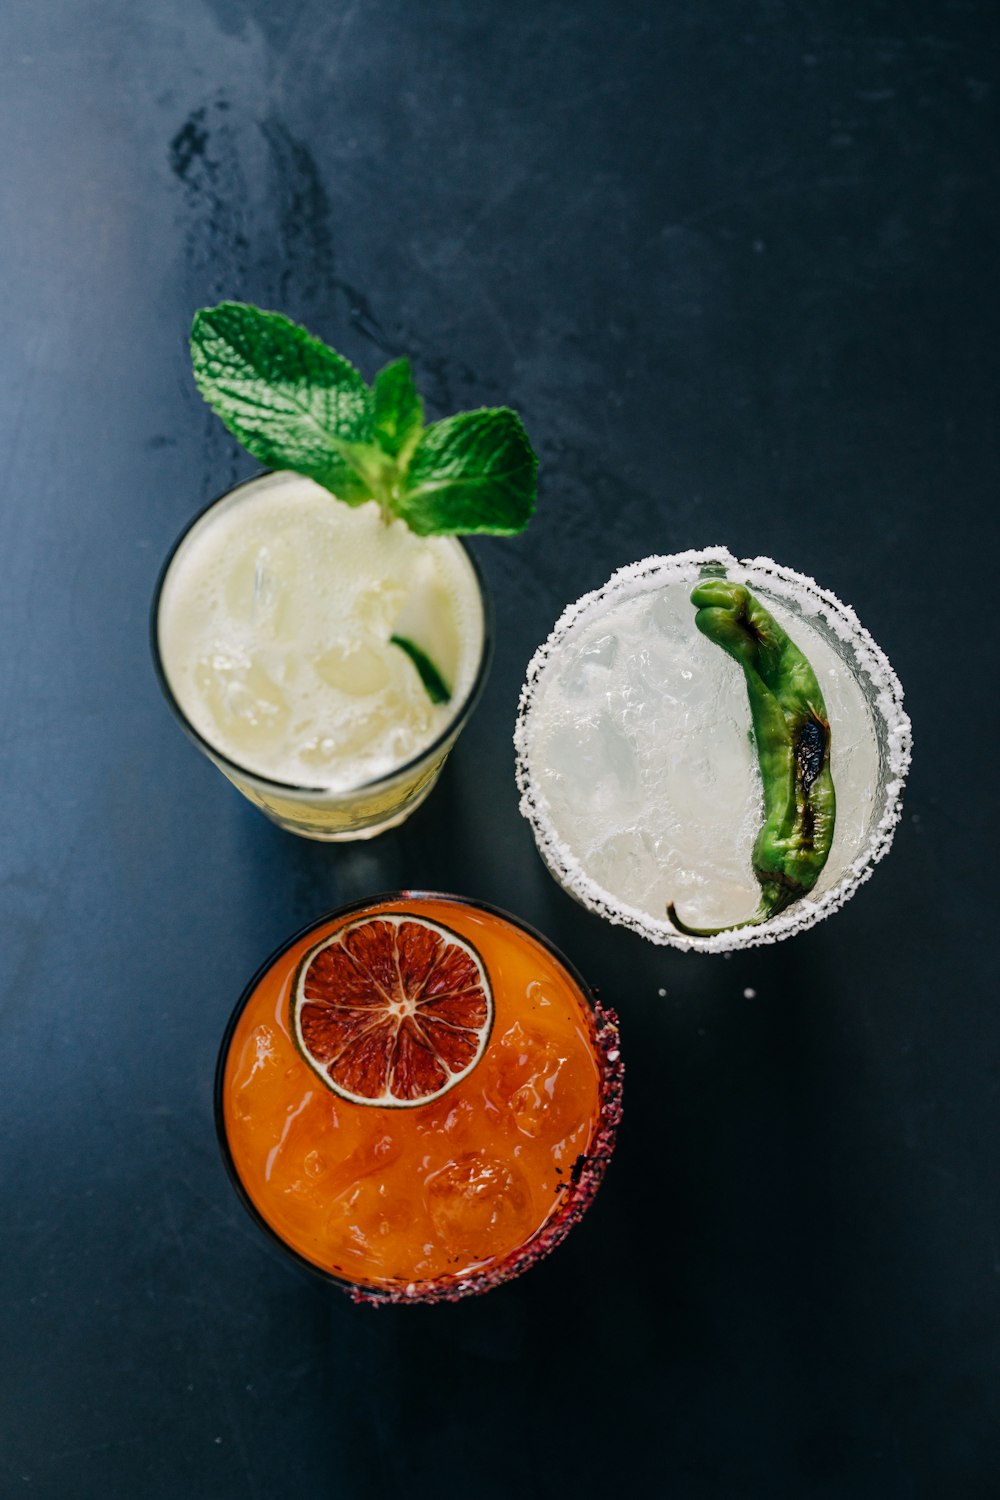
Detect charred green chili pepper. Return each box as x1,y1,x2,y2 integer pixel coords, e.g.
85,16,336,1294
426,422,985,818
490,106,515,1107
667,579,836,936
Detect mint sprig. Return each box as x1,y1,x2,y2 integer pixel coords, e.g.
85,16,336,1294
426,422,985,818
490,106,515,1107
190,302,537,536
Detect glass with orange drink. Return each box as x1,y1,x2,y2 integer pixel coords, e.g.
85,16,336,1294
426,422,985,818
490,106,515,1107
217,894,623,1302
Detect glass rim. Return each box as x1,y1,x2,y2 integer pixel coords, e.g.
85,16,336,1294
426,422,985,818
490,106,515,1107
514,546,914,954
150,470,495,797
214,890,623,1304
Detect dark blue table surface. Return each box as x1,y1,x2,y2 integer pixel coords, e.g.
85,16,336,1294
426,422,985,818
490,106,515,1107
3,3,998,1496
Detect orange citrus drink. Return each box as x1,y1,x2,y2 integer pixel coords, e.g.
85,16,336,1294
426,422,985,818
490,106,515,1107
217,894,622,1302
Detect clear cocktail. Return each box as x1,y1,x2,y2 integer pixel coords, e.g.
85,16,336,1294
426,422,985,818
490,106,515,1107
515,548,912,951
154,470,490,839
217,894,622,1302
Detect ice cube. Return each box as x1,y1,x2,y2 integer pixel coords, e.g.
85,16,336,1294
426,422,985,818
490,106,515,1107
328,1176,414,1260
315,639,391,696
196,650,289,746
536,724,584,786
647,586,688,642
490,1022,588,1140
508,1052,590,1141
224,538,296,637
278,1127,403,1220
491,1020,543,1094
562,631,618,697
299,707,387,765
426,1153,532,1257
229,1024,282,1122
414,1094,481,1147
263,1098,339,1192
590,827,659,902
592,710,640,798
353,578,407,634
325,1129,402,1196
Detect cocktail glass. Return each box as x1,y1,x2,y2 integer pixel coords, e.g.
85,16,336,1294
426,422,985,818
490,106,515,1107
515,547,912,952
152,470,493,840
216,893,623,1303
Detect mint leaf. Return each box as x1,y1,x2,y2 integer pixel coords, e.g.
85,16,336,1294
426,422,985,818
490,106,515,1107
190,303,376,504
389,635,451,703
190,303,538,537
393,409,538,536
373,358,424,461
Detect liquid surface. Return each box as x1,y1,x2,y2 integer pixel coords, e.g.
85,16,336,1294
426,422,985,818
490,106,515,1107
522,574,881,931
158,472,484,789
222,898,604,1290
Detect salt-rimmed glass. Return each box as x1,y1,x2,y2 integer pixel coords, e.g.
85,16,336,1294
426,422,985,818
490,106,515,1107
514,547,912,952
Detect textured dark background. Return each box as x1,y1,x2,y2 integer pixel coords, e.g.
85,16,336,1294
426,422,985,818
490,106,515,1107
2,2,998,1496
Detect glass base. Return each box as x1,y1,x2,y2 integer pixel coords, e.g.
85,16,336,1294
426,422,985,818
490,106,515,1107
257,771,440,841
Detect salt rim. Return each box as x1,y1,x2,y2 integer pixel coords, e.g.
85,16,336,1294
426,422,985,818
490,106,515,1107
513,547,913,953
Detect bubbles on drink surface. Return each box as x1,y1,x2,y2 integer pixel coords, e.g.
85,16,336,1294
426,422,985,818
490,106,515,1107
158,473,484,788
519,560,885,935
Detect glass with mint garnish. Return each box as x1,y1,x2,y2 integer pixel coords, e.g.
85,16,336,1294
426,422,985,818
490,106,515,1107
153,303,536,839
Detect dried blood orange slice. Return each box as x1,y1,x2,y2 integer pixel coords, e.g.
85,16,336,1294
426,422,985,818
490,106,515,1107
291,914,493,1107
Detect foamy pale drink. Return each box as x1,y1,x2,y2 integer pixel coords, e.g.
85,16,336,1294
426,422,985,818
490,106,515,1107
516,550,911,951
157,470,486,838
